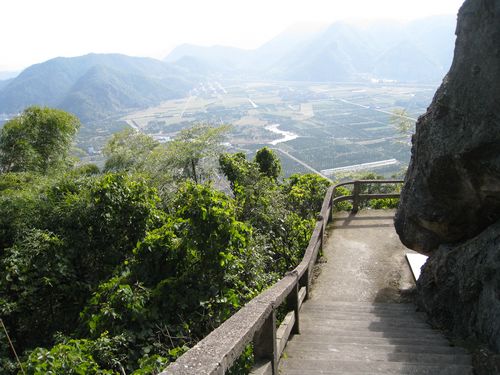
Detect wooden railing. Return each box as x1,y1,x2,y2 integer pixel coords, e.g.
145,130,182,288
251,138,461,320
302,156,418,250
331,179,403,213
161,179,403,375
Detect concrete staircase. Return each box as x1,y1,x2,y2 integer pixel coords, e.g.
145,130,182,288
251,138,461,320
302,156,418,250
279,301,472,375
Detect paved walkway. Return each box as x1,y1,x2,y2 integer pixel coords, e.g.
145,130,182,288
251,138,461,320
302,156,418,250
278,210,472,375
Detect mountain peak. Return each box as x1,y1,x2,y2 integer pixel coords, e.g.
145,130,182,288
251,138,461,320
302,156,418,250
0,53,192,121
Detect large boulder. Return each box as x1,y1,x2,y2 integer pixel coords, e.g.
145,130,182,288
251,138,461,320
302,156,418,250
395,0,500,254
395,0,500,360
416,219,500,351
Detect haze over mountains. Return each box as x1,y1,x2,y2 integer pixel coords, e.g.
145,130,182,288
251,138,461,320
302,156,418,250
167,16,455,82
0,16,456,122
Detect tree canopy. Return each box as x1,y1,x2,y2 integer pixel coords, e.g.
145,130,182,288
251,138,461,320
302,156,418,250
0,112,332,374
0,106,80,173
254,147,281,180
103,129,159,172
390,108,415,144
102,124,229,194
159,124,230,183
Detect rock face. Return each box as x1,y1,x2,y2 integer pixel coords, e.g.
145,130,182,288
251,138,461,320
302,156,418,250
395,0,500,357
395,0,500,254
416,219,500,351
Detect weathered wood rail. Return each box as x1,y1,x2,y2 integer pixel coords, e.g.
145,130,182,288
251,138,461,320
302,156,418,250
332,179,403,213
161,179,404,375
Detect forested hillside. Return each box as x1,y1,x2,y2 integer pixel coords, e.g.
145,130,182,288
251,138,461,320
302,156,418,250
0,107,330,374
0,55,194,122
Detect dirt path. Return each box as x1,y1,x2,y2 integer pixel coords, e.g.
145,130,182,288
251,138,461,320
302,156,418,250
311,209,416,303
279,210,474,375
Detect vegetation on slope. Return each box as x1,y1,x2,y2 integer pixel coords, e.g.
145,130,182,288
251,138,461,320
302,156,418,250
0,54,193,122
0,108,330,374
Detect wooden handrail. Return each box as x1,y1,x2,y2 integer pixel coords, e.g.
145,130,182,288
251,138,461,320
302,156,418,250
161,180,402,375
332,179,403,213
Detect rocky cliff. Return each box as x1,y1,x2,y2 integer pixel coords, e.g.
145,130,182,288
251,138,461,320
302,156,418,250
417,220,500,351
395,0,500,254
394,0,500,359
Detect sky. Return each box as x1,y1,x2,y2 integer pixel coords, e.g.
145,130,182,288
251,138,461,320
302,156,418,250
1,0,465,71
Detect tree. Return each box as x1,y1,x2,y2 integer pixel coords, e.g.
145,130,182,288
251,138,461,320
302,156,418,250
43,173,163,284
0,229,77,350
219,151,316,273
390,108,415,144
0,172,163,363
0,130,336,374
254,147,281,180
0,172,45,252
0,106,80,173
161,124,230,183
80,182,255,370
219,152,260,191
103,129,159,172
282,174,330,219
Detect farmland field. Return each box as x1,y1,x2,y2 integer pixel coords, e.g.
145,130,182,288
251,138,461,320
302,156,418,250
121,80,437,178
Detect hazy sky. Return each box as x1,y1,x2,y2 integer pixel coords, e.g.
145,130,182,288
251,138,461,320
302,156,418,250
1,0,465,71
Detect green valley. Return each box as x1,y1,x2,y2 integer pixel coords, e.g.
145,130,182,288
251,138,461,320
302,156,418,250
121,80,434,178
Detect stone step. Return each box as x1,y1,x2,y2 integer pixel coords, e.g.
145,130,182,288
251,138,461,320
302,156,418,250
284,340,468,355
279,359,473,375
281,368,473,375
282,344,471,365
300,313,430,328
301,305,425,320
296,324,445,340
287,334,451,347
299,319,441,335
304,301,417,312
281,373,463,375
301,305,421,316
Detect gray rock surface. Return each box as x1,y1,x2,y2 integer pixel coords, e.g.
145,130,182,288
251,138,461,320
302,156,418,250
395,0,500,254
394,0,500,364
416,219,500,352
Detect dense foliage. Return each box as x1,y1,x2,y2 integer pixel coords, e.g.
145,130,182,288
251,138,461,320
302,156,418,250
0,54,192,123
0,113,331,374
0,106,80,173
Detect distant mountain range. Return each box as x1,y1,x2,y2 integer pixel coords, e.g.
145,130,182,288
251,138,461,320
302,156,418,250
167,16,456,83
0,54,194,122
0,16,456,123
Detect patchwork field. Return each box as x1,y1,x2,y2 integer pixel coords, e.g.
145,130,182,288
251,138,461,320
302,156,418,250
120,80,436,178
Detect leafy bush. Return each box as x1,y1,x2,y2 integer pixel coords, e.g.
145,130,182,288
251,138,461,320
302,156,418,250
0,143,332,374
369,198,399,209
283,173,330,219
0,172,164,362
23,339,115,375
1,229,76,349
333,186,353,211
130,354,169,375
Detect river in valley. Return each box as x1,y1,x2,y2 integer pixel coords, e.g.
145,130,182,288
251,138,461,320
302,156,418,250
265,124,298,145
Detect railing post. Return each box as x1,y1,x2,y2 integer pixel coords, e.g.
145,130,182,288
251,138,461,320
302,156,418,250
299,268,310,300
253,310,278,374
320,218,324,252
286,282,300,335
352,180,360,213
